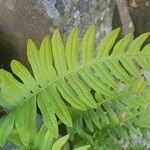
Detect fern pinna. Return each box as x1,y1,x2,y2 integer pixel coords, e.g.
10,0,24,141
0,25,150,149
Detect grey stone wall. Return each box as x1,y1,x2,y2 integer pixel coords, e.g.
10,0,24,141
0,0,114,69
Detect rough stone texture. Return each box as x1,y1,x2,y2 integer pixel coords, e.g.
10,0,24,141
128,0,150,36
113,0,150,38
0,0,114,70
115,0,135,36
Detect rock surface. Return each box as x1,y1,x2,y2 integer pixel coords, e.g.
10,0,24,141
128,0,150,36
0,0,114,69
113,0,150,38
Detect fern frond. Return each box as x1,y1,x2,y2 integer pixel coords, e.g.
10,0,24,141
8,126,90,150
0,112,15,147
67,86,150,149
15,96,36,146
68,79,150,132
0,26,149,146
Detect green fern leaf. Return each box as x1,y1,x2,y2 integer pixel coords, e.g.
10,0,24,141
0,112,15,147
51,134,70,150
0,26,149,147
11,60,39,92
27,39,46,86
97,28,120,58
66,27,79,69
73,145,90,150
37,89,58,137
52,29,67,75
81,25,95,64
33,126,53,149
15,96,36,146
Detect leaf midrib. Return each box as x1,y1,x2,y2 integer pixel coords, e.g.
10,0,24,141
16,52,148,110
